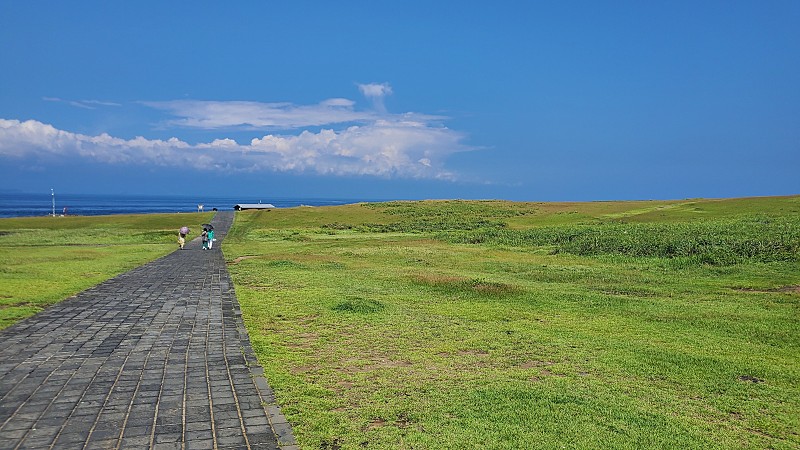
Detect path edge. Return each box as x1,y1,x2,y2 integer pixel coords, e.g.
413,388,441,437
219,211,298,449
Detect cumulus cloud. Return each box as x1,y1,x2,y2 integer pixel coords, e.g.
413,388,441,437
0,119,194,165
0,118,466,179
7,84,471,179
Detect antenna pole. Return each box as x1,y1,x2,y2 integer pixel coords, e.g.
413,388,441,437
51,188,55,217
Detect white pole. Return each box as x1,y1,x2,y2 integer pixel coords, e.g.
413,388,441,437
51,188,55,217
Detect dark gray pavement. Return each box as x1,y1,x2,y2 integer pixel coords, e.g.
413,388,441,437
0,212,297,449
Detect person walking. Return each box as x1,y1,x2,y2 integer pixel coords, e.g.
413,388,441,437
201,228,209,250
178,226,189,250
207,228,215,249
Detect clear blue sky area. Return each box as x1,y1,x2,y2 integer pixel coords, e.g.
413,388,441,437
1,1,798,201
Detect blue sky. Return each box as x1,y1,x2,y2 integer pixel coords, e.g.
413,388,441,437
1,1,798,201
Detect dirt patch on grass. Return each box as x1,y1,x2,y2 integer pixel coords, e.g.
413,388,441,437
540,369,565,377
365,419,387,431
228,255,260,265
331,380,355,395
528,367,565,382
520,360,555,369
290,365,315,374
738,375,765,383
0,301,41,310
363,413,413,431
734,285,800,294
395,413,413,428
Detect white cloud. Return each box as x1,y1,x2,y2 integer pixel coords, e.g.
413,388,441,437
358,82,393,113
142,99,376,130
0,118,467,179
142,83,410,131
320,98,355,107
358,82,393,98
0,119,194,166
42,97,121,109
9,85,470,180
81,99,122,107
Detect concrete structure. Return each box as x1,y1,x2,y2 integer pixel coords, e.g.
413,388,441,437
234,204,275,211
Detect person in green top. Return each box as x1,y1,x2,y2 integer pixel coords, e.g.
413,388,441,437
207,228,215,249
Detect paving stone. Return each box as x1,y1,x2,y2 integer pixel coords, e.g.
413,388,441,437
84,439,118,450
154,431,182,444
0,427,27,439
119,435,151,447
273,422,297,445
185,429,214,441
185,439,215,450
89,427,122,441
217,434,247,447
0,212,294,449
121,424,153,437
18,436,59,449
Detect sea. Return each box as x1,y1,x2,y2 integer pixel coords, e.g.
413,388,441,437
0,192,376,218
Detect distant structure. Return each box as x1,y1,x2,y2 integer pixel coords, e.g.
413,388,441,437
234,203,276,211
198,204,204,212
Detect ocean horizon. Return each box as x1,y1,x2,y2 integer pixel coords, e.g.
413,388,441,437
0,192,383,219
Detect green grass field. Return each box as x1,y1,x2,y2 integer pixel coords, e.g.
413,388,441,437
0,212,212,329
222,196,800,449
1,197,797,449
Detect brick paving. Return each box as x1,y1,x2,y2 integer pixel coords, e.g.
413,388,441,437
0,212,297,450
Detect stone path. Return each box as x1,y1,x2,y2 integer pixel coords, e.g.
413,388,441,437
0,212,296,449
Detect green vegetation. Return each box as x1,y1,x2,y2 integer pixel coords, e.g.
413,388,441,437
223,196,800,449
0,212,212,329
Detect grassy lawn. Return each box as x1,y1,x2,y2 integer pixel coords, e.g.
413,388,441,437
223,197,800,449
0,212,213,329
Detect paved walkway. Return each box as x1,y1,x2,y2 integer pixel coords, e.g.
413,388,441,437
0,212,296,449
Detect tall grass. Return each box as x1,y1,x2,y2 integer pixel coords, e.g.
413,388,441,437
443,215,800,265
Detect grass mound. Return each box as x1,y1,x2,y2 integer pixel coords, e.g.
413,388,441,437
331,297,385,314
